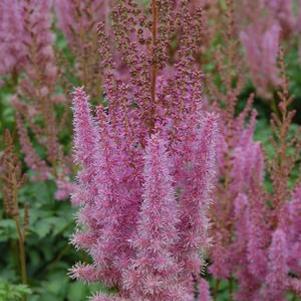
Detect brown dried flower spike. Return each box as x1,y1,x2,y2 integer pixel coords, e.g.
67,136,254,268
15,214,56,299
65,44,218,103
0,129,28,286
1,130,25,218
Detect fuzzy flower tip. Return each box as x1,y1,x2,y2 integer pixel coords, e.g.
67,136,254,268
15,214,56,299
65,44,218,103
72,87,100,167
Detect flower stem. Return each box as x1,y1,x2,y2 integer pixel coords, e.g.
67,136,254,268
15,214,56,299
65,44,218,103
14,218,27,287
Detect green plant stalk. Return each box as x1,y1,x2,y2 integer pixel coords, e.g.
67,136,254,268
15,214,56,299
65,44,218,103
14,217,27,287
228,277,234,301
213,279,220,300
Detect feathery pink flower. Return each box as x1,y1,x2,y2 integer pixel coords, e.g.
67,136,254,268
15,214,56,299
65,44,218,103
176,113,218,279
245,193,269,291
15,112,51,181
123,133,187,301
281,187,301,276
240,22,281,98
264,229,288,301
0,0,25,76
264,0,295,36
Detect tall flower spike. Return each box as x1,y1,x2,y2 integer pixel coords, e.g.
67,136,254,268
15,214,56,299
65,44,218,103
246,188,268,280
240,22,281,98
72,87,100,169
124,133,189,301
16,112,51,181
264,229,288,301
264,0,295,37
70,88,114,287
72,88,141,288
177,112,218,279
0,0,25,77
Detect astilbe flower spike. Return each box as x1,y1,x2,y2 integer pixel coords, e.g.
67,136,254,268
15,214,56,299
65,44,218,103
207,29,301,299
70,82,218,300
264,0,295,37
70,87,139,288
70,1,218,299
123,133,188,301
240,22,281,98
0,0,25,78
176,113,218,279
2,0,74,194
264,229,288,301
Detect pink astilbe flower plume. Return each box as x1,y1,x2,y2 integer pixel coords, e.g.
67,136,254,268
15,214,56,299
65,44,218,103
123,133,188,301
264,0,295,37
71,87,142,288
71,87,120,285
264,229,288,301
176,113,218,279
7,0,74,194
70,84,217,299
15,112,51,180
240,22,281,98
72,87,100,169
69,1,218,299
0,0,25,77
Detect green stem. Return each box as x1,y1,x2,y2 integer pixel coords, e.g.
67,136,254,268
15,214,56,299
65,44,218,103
213,279,220,300
14,218,27,285
228,277,234,301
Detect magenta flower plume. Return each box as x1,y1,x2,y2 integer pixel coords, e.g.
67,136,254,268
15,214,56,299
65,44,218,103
264,229,288,301
240,22,281,98
198,278,212,301
70,84,217,299
232,193,249,265
176,112,218,279
71,87,141,288
0,0,25,76
68,2,219,298
264,0,295,36
72,87,100,169
15,112,51,180
71,87,119,285
89,108,140,286
230,194,260,301
124,133,188,301
281,187,301,278
70,87,107,282
246,191,268,281
71,87,101,206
